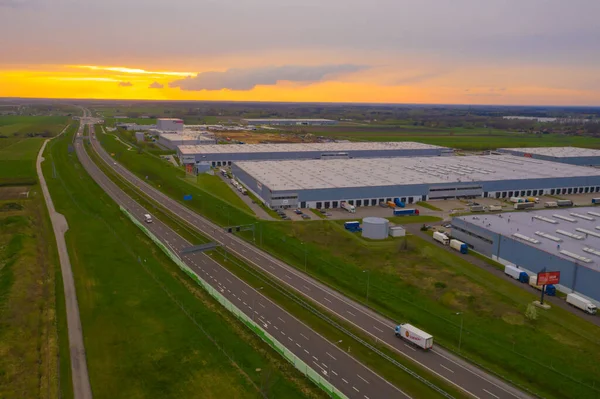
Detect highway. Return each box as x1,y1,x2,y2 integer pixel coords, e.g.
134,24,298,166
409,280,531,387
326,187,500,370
75,124,407,399
88,121,532,399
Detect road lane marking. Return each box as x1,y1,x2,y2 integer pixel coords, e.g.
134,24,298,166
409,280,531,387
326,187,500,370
277,317,285,323
285,275,292,280
288,337,293,342
303,285,311,291
483,389,500,399
304,349,309,354
312,356,318,361
347,310,356,316
226,278,232,283
357,374,369,384
258,302,265,308
300,333,308,340
274,326,279,330
326,352,336,360
404,344,417,352
281,331,286,336
242,290,248,295
331,370,337,376
296,343,301,348
353,387,359,392
342,378,348,384
323,297,332,303
440,364,455,373
373,326,384,333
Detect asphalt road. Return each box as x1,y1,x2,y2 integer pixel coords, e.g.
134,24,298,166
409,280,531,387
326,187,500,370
76,127,406,399
87,123,533,399
38,124,94,399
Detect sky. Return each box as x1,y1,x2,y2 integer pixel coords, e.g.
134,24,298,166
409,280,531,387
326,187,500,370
1,0,600,105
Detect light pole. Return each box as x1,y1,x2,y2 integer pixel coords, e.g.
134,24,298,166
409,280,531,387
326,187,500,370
455,312,464,352
363,270,371,305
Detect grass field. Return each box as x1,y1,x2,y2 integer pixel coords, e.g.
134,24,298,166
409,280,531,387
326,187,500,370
95,127,600,398
186,174,252,212
304,125,600,150
43,126,318,399
0,194,60,399
0,116,69,138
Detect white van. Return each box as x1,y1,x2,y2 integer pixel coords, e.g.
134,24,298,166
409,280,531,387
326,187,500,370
144,214,153,223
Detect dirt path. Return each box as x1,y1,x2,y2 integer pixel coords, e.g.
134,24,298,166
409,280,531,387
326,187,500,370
37,128,94,399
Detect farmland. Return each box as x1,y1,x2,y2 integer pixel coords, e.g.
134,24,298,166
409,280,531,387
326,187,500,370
42,126,317,399
0,193,61,399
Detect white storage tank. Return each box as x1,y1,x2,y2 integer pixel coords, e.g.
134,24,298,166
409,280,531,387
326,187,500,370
389,226,406,237
362,217,389,240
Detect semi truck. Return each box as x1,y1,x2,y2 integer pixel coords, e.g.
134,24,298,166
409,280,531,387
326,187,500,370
504,265,529,283
433,231,450,245
544,201,558,208
387,201,396,208
557,199,573,207
394,198,406,208
514,202,535,210
470,205,485,212
528,275,556,296
592,198,600,204
344,221,362,232
526,197,540,203
450,239,468,254
393,208,419,216
341,201,356,213
510,197,525,203
394,324,433,350
566,293,597,314
489,205,502,211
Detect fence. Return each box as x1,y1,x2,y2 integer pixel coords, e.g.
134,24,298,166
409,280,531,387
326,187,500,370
120,206,347,399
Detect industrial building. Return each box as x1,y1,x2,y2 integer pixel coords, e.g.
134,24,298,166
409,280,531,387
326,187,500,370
157,132,216,150
242,118,337,126
156,118,184,132
498,146,600,166
451,208,600,304
231,154,600,209
178,142,451,169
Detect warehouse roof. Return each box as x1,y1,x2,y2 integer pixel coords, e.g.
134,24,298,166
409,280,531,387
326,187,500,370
159,133,214,141
456,208,600,271
178,141,446,155
242,118,335,122
233,155,600,191
499,146,600,158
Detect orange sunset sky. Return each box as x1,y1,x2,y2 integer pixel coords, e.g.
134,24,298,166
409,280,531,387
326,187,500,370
1,0,599,105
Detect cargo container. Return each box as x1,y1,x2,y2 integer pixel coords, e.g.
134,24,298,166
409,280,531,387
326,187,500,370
394,198,405,208
544,201,558,208
514,202,535,210
341,201,356,213
450,239,468,254
389,226,406,237
489,205,502,212
344,221,360,230
470,205,485,212
566,293,597,314
592,198,600,204
510,197,525,203
433,231,450,245
393,208,419,216
394,324,433,350
387,201,396,208
528,275,556,296
504,265,529,283
557,199,573,207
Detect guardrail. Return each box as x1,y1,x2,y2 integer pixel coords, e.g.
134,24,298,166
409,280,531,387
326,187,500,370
120,206,347,399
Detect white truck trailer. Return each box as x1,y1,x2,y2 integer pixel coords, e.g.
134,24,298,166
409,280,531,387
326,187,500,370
544,201,558,208
489,205,502,211
433,231,450,245
566,293,597,314
340,201,356,213
394,323,433,350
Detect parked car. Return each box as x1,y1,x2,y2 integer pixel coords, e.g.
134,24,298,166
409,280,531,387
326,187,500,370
294,209,303,215
301,214,311,219
320,209,327,214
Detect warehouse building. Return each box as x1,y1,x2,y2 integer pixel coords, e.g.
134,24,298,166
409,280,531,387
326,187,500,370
498,146,600,167
157,132,216,150
451,208,600,304
178,142,451,168
242,118,337,126
231,154,600,210
156,118,184,132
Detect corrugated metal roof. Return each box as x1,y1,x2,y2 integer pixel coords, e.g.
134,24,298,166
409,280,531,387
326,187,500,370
499,146,600,158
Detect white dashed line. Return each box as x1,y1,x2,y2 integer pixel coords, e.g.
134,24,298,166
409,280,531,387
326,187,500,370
483,389,500,399
258,302,266,308
274,326,279,330
304,349,309,354
353,387,359,392
326,352,336,360
312,356,318,361
357,374,369,384
281,331,286,336
404,344,417,352
285,275,292,280
242,290,248,295
347,310,356,317
296,343,301,348
303,285,311,291
440,364,455,374
323,297,332,303
342,378,349,384
373,326,384,333
277,317,285,323
300,333,308,340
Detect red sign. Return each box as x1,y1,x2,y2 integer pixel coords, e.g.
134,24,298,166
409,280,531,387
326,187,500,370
537,271,560,285
524,153,533,158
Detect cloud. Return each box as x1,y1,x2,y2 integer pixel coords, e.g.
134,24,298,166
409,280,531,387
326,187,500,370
148,81,164,89
118,81,133,87
392,70,449,86
0,0,33,8
169,64,368,91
